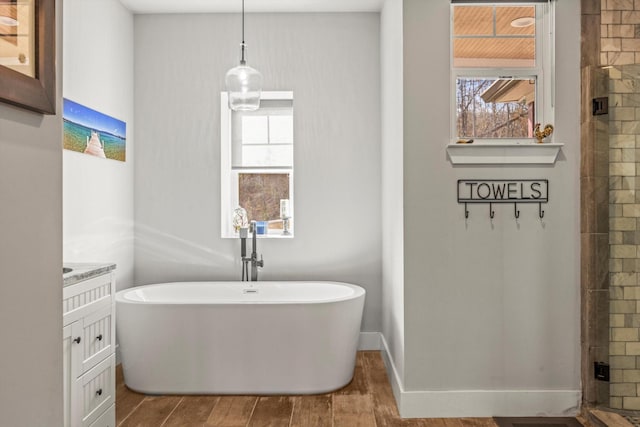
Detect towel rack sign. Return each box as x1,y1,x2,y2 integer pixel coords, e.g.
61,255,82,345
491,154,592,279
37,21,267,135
457,179,549,219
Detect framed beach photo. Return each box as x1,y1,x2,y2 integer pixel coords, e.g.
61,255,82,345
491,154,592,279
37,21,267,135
0,0,55,114
63,99,126,161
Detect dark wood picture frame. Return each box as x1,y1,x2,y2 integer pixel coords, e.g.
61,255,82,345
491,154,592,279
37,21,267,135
0,0,55,115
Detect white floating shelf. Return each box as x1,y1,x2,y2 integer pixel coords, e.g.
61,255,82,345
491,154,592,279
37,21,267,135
446,142,564,165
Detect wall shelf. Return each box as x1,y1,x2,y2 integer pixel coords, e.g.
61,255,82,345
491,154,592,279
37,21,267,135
446,142,564,165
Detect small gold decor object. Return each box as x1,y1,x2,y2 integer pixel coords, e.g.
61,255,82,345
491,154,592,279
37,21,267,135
534,123,554,144
456,138,474,144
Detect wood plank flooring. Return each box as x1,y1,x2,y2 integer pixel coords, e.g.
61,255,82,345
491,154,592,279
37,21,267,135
115,351,498,427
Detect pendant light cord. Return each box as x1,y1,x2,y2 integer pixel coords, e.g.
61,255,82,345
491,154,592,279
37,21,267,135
240,0,246,65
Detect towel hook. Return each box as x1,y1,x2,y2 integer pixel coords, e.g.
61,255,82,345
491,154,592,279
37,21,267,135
514,203,520,219
539,203,544,219
465,203,469,219
489,203,495,219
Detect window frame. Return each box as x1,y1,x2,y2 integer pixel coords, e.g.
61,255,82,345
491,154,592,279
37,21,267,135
450,1,554,144
220,91,294,239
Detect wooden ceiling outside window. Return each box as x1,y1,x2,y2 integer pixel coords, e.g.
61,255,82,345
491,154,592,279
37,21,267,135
453,5,535,66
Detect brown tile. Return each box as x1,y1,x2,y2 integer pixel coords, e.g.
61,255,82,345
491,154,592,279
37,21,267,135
290,395,332,427
582,121,596,177
417,419,448,427
459,419,499,427
119,395,182,427
206,396,257,427
116,364,124,385
163,395,219,427
333,394,376,427
582,233,595,291
582,67,595,124
582,177,595,234
590,409,636,427
582,15,601,67
247,396,293,427
586,290,610,345
336,352,368,395
582,0,600,16
582,342,595,405
362,351,401,426
115,383,145,425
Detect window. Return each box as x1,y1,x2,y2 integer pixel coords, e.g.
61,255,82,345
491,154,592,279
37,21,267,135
451,1,553,142
221,92,294,238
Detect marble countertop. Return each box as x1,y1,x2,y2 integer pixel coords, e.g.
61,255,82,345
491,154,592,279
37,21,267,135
63,262,116,287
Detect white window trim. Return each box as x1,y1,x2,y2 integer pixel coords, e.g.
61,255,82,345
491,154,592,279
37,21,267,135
448,1,560,163
221,91,294,238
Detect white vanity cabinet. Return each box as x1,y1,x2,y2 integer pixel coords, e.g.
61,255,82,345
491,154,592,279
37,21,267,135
63,267,116,427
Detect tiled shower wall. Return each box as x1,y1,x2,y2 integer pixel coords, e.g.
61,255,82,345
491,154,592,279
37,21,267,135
598,0,640,411
607,63,640,410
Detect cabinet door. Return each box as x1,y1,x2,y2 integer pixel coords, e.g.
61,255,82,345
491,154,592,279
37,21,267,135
63,324,72,427
64,321,83,427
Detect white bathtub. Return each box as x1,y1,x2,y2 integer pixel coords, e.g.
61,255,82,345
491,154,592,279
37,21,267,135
115,281,365,395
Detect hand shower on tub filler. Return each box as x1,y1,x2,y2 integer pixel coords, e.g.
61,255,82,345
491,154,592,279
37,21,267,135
240,221,264,282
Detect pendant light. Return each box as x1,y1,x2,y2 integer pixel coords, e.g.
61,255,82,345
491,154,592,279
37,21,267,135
225,0,262,111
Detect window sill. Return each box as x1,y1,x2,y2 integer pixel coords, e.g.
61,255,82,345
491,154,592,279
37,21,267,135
222,232,294,239
446,141,564,165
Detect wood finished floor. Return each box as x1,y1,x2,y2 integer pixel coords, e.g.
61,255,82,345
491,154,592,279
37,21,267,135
115,351,497,427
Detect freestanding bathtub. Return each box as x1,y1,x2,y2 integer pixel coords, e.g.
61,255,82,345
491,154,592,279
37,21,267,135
115,281,365,395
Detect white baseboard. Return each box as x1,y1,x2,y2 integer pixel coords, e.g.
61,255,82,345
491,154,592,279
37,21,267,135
380,334,404,409
358,331,382,350
379,334,581,418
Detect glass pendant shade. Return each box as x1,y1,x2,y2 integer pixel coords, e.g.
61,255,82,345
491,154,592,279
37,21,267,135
225,51,263,111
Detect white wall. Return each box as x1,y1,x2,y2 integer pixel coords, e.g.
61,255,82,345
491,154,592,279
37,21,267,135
381,0,405,383
0,3,62,426
63,0,135,291
134,13,382,332
390,0,581,417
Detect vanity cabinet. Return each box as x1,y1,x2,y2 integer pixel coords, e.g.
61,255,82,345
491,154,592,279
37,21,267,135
63,268,116,427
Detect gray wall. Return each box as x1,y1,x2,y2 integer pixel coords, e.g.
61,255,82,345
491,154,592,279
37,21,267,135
381,0,405,380
0,2,63,426
63,0,135,291
134,13,382,331
402,0,580,396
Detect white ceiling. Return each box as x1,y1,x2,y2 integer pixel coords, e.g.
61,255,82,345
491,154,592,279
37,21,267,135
119,0,385,14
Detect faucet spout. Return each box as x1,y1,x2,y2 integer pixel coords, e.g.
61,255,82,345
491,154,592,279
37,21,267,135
239,227,249,281
249,221,264,281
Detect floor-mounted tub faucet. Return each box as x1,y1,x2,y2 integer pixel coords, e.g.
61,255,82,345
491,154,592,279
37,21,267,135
240,222,263,281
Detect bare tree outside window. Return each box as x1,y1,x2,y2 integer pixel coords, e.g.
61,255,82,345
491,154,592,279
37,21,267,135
239,173,290,229
456,78,534,139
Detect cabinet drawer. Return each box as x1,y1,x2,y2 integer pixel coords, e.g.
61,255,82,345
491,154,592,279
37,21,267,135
80,306,115,374
88,404,115,427
63,274,114,325
76,354,115,427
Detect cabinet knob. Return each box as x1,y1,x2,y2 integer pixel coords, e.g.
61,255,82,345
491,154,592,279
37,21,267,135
73,337,81,344
96,388,103,396
96,334,103,341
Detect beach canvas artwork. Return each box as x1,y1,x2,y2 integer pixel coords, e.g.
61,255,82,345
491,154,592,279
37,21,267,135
63,98,126,161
